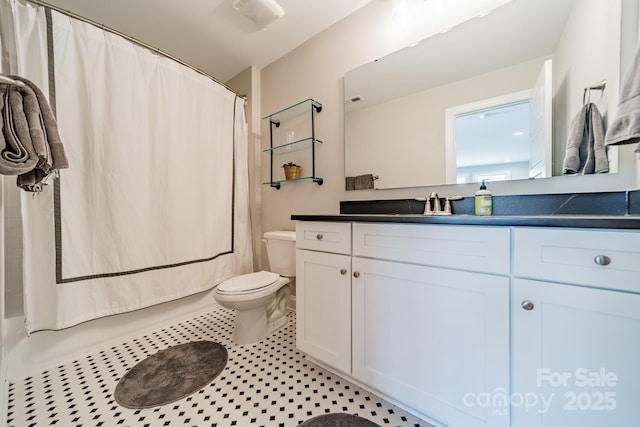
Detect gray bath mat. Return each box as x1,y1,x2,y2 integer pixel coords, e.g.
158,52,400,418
114,340,227,409
300,413,382,426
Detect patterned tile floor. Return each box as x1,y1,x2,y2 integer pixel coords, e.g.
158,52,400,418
6,306,431,427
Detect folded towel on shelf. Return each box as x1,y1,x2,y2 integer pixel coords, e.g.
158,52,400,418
0,76,68,191
562,103,608,175
605,44,640,153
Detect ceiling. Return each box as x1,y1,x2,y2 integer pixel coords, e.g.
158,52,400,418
42,0,374,83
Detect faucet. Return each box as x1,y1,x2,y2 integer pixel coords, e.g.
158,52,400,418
430,192,441,214
423,192,441,215
423,194,463,215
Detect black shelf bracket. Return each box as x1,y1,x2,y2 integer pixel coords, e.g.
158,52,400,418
269,119,280,186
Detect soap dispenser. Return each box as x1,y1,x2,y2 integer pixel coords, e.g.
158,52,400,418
474,180,492,216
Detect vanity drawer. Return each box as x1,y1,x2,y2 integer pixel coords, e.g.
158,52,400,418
513,227,640,293
353,223,510,275
296,222,351,255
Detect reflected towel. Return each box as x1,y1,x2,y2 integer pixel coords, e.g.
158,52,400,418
0,76,68,191
605,44,640,153
562,103,608,175
354,174,375,190
345,176,355,191
345,174,375,190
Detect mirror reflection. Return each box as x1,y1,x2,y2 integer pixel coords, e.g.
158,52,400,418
344,0,623,189
451,96,531,184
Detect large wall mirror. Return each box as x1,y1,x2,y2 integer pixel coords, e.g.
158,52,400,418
344,0,632,190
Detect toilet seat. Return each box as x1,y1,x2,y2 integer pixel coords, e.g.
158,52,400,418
216,271,280,295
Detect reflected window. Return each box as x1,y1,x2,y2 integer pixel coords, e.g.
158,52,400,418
474,171,511,183
455,101,530,184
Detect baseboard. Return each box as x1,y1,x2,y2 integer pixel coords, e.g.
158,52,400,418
287,294,296,311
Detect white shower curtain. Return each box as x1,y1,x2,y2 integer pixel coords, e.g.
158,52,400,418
3,0,252,332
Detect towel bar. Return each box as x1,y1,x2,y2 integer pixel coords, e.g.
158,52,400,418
0,74,26,87
583,79,606,104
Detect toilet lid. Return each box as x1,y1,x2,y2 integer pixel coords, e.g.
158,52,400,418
216,271,280,294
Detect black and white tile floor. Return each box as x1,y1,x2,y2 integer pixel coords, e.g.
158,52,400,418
6,307,431,427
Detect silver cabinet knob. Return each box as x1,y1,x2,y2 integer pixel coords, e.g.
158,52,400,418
521,300,534,311
353,271,360,278
594,255,611,266
340,268,347,275
316,234,323,240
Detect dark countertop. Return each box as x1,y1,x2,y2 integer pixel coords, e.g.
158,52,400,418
291,214,640,230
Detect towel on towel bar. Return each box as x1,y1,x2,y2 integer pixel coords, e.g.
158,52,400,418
354,174,375,190
345,174,375,190
345,176,356,191
605,44,640,153
0,76,69,191
562,103,608,175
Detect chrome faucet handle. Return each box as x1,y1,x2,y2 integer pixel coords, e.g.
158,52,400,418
443,198,452,215
423,196,433,215
443,196,463,215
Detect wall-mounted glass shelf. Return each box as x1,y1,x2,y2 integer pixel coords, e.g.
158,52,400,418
263,137,323,154
263,176,324,189
263,98,323,189
262,98,322,123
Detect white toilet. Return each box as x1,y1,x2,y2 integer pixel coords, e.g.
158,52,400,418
214,230,296,345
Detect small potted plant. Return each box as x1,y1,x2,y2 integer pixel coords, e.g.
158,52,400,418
282,162,301,180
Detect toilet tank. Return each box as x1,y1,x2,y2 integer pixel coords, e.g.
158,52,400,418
263,230,296,277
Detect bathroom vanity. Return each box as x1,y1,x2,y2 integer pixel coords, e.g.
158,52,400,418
293,215,640,427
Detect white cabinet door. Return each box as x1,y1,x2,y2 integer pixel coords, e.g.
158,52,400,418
512,278,640,427
296,249,351,373
352,257,510,427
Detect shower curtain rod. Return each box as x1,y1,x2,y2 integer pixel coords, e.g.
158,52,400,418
25,0,246,100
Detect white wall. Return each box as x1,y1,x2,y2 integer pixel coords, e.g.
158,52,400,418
260,0,639,233
346,90,446,189
227,66,263,271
